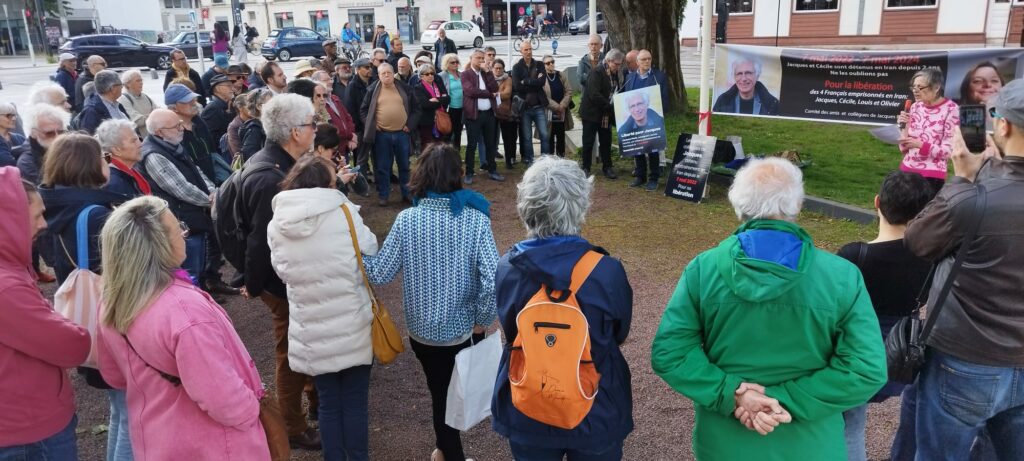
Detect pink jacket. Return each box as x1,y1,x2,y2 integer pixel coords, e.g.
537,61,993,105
0,166,91,446
97,277,269,460
900,98,959,179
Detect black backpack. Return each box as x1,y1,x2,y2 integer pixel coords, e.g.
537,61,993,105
213,161,282,272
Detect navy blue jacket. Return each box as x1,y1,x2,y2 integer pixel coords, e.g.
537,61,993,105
623,68,671,113
491,236,634,450
38,186,127,283
103,166,145,198
77,93,129,135
0,132,25,167
53,68,77,104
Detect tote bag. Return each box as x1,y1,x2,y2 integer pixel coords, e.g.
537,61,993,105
445,333,503,431
54,205,104,368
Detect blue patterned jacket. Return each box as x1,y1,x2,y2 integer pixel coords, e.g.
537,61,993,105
364,197,498,345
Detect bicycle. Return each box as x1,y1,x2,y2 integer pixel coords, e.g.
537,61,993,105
247,39,263,57
513,30,540,51
341,39,368,62
541,24,562,40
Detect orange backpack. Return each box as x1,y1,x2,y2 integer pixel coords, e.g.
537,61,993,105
509,251,603,430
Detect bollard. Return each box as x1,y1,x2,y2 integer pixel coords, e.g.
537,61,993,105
151,68,158,79
0,80,3,90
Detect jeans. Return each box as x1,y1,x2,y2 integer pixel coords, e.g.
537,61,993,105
372,131,411,200
315,365,372,461
581,120,612,173
500,120,519,167
843,404,868,461
915,350,1024,461
633,151,660,182
182,233,206,287
509,439,623,461
260,292,313,437
106,389,133,461
519,106,549,162
551,121,566,157
466,110,498,174
0,415,78,461
410,335,482,461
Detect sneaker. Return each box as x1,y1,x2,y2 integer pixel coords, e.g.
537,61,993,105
603,168,618,180
629,177,644,188
289,427,322,451
645,179,659,191
463,175,474,185
36,271,56,283
488,172,505,182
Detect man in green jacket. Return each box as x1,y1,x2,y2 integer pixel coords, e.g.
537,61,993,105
651,157,887,460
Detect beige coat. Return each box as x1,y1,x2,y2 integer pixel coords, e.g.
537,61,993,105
543,70,574,131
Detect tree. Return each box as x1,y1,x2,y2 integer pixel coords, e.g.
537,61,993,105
601,0,688,114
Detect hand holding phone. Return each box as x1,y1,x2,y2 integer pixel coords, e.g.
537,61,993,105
959,104,987,153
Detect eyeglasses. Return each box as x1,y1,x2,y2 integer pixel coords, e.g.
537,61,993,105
544,61,554,65
990,106,1002,119
314,93,327,99
37,128,66,138
172,56,187,62
231,76,246,81
0,113,15,119
294,122,316,130
178,221,190,238
161,122,185,132
421,72,434,76
910,85,931,92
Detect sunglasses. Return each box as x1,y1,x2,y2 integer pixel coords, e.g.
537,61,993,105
544,61,554,65
421,72,434,76
990,106,1002,119
315,94,327,99
1,113,16,119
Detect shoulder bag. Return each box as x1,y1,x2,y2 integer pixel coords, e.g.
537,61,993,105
435,109,453,135
884,182,987,384
54,205,104,369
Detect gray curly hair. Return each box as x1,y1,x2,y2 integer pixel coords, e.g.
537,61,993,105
516,156,594,239
261,93,315,144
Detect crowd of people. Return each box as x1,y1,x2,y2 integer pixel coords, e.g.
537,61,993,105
0,30,1022,461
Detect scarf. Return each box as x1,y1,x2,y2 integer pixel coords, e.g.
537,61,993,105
494,72,509,84
422,80,443,138
110,157,152,195
414,189,491,218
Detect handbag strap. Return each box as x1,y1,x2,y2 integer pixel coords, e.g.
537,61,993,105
856,241,868,268
339,204,377,306
64,205,103,269
123,334,182,386
920,182,987,341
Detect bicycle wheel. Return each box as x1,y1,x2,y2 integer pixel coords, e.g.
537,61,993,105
513,38,523,50
530,37,540,49
248,41,261,56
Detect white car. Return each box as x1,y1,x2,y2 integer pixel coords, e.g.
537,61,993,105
420,20,485,50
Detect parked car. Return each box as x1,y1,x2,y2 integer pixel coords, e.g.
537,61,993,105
59,34,177,70
261,27,326,62
166,31,214,61
568,13,606,35
420,20,485,50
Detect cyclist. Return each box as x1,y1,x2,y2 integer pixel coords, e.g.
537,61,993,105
543,10,556,38
341,22,361,58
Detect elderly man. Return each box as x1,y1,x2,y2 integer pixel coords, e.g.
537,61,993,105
624,49,640,75
201,74,237,148
15,104,68,185
578,34,605,89
360,63,420,206
74,55,107,113
396,57,414,83
164,49,208,105
712,57,780,115
579,49,624,178
261,61,288,94
27,82,72,113
321,38,339,73
345,57,375,173
333,57,353,96
227,64,249,93
512,40,550,165
462,50,504,183
165,84,218,184
240,94,322,450
623,49,671,191
386,37,410,71
118,70,157,138
77,70,129,135
370,48,387,82
96,119,149,197
652,157,886,460
433,28,457,72
52,53,78,103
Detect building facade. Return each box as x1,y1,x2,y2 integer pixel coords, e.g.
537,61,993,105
682,0,1022,48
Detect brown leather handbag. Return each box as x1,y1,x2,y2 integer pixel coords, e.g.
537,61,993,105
341,204,405,364
435,109,453,135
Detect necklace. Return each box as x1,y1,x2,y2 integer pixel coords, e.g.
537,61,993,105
547,73,557,82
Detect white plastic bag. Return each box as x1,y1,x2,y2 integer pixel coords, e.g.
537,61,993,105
445,333,502,431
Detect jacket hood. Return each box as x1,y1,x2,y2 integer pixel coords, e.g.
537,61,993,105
38,186,125,235
0,167,31,271
715,220,814,302
271,187,351,239
507,235,601,292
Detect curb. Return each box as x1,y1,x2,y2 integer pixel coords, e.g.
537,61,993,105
709,173,875,224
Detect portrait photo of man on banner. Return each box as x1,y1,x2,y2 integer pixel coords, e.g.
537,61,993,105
615,85,668,157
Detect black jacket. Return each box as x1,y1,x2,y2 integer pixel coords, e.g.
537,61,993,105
242,142,295,298
332,76,349,102
137,135,212,233
239,119,266,160
359,80,420,144
579,63,616,123
14,138,44,185
511,58,548,109
386,51,409,71
164,68,208,106
433,38,457,71
182,118,218,182
77,93,129,135
201,96,233,150
711,81,780,116
412,78,449,128
73,70,94,113
38,186,126,284
54,67,76,103
344,76,372,133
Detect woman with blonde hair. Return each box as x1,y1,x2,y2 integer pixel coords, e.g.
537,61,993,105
96,195,270,459
440,53,464,150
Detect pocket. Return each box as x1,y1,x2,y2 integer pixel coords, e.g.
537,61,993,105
937,356,1001,425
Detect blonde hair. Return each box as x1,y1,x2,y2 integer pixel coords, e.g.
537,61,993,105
100,196,177,333
441,53,459,74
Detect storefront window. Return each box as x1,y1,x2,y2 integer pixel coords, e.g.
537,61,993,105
716,0,754,14
276,12,294,29
309,10,330,36
886,0,937,7
795,0,839,11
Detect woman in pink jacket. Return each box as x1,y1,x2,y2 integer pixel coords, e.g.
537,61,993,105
96,195,270,460
0,167,90,459
897,67,959,197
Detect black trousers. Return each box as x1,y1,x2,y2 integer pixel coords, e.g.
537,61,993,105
465,109,497,175
581,120,612,172
634,151,660,181
410,335,482,461
551,121,567,157
447,107,464,151
500,120,519,167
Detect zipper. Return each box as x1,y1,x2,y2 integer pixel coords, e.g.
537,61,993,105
534,321,570,332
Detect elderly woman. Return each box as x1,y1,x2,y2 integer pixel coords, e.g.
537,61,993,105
412,63,450,150
117,69,158,138
226,95,249,160
27,81,72,113
897,67,959,195
491,156,634,460
96,196,270,460
494,59,518,168
958,61,1004,106
542,54,573,158
97,119,150,197
652,157,886,460
0,102,25,167
364,143,497,461
313,123,367,197
312,71,357,156
268,154,376,461
440,53,464,150
240,88,273,160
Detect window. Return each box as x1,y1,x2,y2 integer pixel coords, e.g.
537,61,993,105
164,0,172,8
248,11,256,21
117,36,142,47
276,12,294,29
886,0,937,7
310,11,330,36
716,0,754,14
795,0,839,11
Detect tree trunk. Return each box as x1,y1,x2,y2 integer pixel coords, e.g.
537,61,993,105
600,0,688,114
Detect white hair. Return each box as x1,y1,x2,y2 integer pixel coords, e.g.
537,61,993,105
727,157,804,222
605,49,624,64
625,90,650,106
731,56,762,78
372,48,386,57
95,119,136,152
516,156,594,238
27,81,68,107
120,69,143,84
23,103,70,135
0,102,14,115
261,93,315,144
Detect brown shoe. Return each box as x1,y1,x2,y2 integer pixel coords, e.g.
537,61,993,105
289,427,321,451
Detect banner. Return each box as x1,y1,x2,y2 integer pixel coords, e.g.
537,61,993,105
713,45,1024,125
665,133,716,203
614,85,668,157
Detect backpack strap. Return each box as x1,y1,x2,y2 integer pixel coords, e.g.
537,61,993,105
547,250,603,303
75,205,104,269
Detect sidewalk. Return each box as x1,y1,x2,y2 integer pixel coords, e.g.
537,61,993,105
0,54,51,69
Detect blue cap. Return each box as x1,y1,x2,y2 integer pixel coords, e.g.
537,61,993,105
164,83,200,105
215,54,229,68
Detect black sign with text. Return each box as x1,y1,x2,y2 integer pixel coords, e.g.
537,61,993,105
665,133,717,203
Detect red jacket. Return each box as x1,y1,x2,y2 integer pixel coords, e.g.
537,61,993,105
460,67,498,121
0,166,90,446
325,94,355,150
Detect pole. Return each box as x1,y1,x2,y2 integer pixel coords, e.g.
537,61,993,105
507,0,512,63
193,10,205,73
589,0,596,38
698,0,712,135
264,0,271,38
22,7,36,66
2,6,16,57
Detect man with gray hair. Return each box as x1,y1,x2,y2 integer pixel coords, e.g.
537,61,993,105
360,62,420,206
578,34,605,90
578,49,625,178
27,81,72,113
77,70,129,135
396,56,414,83
652,157,886,459
74,55,107,112
238,93,322,450
712,56,780,115
15,104,69,185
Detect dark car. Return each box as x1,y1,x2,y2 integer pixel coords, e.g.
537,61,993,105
59,34,176,70
568,13,605,35
262,27,326,62
166,31,214,61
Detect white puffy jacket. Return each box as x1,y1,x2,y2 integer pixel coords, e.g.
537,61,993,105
268,187,379,376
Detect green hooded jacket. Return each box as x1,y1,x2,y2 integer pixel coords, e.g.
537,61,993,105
652,220,887,460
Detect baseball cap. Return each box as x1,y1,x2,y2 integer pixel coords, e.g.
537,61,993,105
58,52,77,62
415,55,430,65
322,39,337,47
992,79,1024,127
353,57,372,69
210,74,232,90
214,54,229,68
164,83,200,105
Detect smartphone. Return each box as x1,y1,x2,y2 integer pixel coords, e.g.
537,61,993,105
959,105,987,153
